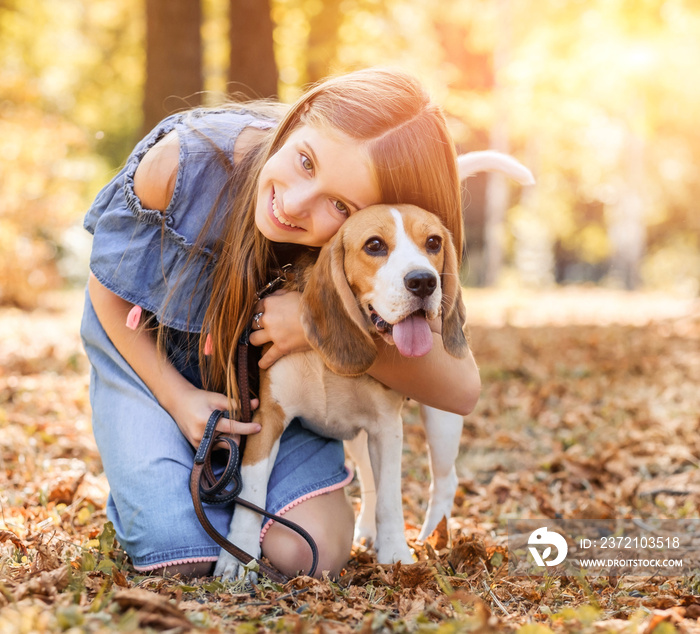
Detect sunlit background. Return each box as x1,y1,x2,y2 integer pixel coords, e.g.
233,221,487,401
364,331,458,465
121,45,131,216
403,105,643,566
2,0,699,309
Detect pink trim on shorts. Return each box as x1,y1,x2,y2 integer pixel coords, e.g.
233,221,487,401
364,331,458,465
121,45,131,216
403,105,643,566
259,465,354,543
133,556,218,572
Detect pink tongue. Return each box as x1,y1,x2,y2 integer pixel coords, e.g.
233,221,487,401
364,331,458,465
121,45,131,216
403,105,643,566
392,314,433,357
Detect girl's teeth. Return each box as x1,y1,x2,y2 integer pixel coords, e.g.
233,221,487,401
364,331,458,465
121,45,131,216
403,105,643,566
272,195,299,228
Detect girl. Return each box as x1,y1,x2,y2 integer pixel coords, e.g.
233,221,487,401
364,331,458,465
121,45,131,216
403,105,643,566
80,68,481,580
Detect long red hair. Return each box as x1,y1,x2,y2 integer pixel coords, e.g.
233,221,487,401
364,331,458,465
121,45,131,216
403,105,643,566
194,68,462,412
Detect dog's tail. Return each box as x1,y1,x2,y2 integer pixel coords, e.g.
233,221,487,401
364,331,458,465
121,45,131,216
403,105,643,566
457,150,535,185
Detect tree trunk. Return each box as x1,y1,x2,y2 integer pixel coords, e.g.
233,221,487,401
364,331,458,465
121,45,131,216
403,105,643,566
228,0,277,99
142,0,203,134
608,124,646,290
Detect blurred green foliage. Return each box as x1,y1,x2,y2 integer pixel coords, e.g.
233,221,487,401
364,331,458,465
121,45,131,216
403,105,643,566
1,0,699,307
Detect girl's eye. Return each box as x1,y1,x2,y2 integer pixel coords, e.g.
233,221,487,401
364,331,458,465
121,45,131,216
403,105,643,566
301,154,313,172
333,200,349,215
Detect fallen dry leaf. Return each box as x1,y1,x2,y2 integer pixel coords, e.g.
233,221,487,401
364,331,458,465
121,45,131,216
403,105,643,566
13,567,69,602
425,515,449,550
0,529,28,556
113,588,193,630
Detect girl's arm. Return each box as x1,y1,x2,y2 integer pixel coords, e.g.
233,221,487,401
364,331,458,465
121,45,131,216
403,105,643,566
251,291,480,417
88,274,260,446
367,334,481,417
88,133,261,446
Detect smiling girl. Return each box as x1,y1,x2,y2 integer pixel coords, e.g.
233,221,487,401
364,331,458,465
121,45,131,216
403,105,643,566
80,68,481,579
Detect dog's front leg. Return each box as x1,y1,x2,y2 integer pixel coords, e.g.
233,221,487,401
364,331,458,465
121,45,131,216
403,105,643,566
368,423,414,564
214,440,280,583
418,405,463,541
344,430,377,546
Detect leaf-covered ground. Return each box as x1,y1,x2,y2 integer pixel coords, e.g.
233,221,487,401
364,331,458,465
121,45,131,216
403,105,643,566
1,287,699,633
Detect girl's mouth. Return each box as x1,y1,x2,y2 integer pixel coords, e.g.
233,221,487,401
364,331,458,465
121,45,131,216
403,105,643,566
271,189,303,231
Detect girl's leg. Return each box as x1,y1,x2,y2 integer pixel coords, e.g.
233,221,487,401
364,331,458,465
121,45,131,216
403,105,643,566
259,418,355,579
83,292,356,579
81,291,227,572
262,488,355,578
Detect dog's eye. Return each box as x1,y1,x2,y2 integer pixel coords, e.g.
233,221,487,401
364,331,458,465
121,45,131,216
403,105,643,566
426,235,442,253
364,237,387,256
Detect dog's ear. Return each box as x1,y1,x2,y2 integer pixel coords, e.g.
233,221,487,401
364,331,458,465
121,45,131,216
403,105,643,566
301,233,378,376
440,233,470,359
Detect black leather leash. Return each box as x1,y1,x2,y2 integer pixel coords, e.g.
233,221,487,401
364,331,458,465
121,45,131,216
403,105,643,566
190,264,319,583
189,410,319,583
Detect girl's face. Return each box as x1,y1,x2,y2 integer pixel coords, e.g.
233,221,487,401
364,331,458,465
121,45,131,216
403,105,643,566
255,125,380,247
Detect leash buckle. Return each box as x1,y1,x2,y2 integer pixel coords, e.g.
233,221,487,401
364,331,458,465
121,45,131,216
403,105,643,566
255,263,293,300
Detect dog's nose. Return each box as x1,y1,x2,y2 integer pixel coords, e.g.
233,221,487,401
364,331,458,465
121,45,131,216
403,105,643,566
404,270,438,298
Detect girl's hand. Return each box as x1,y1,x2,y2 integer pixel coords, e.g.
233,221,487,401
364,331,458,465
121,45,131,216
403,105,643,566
169,384,260,448
248,290,312,369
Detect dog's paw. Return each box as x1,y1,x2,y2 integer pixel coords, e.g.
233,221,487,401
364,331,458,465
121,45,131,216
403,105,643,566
418,471,458,541
214,550,260,584
376,542,414,565
214,515,260,583
213,551,244,581
418,508,452,542
353,520,377,547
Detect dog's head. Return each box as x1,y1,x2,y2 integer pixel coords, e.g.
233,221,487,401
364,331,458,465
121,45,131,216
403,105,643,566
301,204,469,376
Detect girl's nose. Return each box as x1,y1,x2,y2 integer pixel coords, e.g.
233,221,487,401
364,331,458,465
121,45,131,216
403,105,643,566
283,185,315,219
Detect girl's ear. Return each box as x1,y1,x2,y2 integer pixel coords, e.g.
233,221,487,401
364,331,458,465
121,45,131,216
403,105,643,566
301,234,378,376
440,231,470,359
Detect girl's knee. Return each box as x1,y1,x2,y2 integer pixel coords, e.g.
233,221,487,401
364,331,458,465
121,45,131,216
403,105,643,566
261,489,354,579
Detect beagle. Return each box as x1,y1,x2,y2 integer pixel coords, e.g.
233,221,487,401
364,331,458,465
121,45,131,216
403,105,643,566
341,150,535,552
214,152,534,581
214,203,469,580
